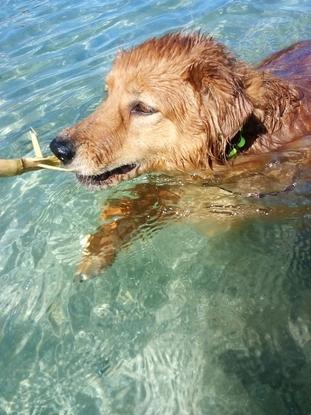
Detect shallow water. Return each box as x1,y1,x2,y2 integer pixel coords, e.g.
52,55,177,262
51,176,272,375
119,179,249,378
1,0,311,414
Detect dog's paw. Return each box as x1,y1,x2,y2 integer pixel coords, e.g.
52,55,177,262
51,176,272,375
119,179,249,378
75,232,116,281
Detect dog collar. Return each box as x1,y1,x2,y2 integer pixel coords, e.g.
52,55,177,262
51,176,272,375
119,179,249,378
227,131,246,159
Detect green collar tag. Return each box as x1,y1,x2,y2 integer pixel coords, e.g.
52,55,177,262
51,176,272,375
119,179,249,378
228,132,246,159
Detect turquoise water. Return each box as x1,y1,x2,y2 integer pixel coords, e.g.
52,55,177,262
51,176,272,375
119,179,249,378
1,0,311,414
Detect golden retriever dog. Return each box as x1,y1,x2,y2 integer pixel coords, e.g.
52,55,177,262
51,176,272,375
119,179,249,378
50,32,311,278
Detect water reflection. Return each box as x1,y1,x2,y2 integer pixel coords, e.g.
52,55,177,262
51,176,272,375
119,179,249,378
51,139,311,413
77,139,311,281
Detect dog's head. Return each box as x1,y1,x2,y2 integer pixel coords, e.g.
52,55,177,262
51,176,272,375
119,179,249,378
50,32,254,188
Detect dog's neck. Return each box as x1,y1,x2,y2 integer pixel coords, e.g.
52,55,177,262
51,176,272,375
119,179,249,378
241,67,303,153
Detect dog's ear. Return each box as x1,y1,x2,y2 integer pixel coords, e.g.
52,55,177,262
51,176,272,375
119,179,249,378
185,59,253,164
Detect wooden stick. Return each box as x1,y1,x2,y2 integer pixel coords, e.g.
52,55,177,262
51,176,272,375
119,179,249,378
29,128,43,158
0,130,74,177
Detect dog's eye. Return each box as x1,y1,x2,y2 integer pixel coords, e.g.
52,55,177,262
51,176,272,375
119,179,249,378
130,101,157,115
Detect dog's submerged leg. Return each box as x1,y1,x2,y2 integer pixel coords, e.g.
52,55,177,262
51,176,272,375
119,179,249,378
76,182,182,280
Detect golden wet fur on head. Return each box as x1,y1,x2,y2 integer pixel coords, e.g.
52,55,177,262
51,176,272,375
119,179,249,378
55,32,311,187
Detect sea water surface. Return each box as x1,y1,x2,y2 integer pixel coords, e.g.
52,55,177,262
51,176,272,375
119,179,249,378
1,1,311,414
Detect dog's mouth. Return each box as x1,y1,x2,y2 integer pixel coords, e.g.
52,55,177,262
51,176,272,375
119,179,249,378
76,163,138,188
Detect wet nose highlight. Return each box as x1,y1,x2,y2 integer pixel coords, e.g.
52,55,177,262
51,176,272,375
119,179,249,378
50,137,76,164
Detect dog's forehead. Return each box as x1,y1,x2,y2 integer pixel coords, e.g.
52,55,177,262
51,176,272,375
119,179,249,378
111,39,200,79
107,60,183,94
105,33,220,97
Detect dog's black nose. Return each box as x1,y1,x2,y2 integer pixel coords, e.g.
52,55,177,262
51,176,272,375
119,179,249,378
50,137,76,164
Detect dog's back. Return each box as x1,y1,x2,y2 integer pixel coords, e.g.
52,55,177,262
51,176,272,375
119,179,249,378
258,40,311,92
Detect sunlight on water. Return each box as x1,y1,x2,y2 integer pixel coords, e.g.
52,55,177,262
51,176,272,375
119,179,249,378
1,0,311,414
